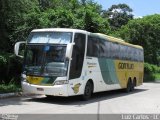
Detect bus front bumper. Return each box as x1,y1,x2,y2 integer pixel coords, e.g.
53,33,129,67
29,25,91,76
21,81,68,97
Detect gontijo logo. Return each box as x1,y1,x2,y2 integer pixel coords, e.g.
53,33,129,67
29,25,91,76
118,62,134,69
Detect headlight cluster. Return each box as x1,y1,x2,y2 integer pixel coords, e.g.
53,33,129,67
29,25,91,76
54,80,69,85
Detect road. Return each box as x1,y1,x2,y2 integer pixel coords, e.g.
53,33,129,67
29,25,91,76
0,82,160,115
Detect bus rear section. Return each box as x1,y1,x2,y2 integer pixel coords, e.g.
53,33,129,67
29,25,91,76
85,33,144,93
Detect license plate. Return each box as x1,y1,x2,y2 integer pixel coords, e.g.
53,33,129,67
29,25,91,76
37,88,44,91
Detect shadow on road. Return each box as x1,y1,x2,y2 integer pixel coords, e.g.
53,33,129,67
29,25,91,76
0,97,26,106
25,88,147,106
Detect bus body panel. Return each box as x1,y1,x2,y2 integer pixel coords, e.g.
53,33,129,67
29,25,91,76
21,81,69,96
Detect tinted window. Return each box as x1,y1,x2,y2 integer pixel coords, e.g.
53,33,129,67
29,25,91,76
99,39,105,57
110,43,120,59
119,45,126,60
99,39,111,58
87,36,99,57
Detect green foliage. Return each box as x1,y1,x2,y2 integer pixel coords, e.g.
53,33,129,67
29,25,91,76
144,63,160,82
0,52,23,85
103,4,133,31
0,0,40,52
144,63,160,73
116,14,160,65
0,0,110,88
0,83,21,94
0,56,7,66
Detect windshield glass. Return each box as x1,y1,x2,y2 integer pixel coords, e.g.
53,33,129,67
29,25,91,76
24,44,68,77
28,32,72,44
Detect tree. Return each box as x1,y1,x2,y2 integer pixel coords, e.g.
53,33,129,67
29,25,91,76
39,0,110,33
0,0,110,84
103,4,133,31
0,0,40,52
73,0,110,33
116,14,160,65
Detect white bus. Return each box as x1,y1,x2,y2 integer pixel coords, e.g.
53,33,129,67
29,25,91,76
15,28,144,100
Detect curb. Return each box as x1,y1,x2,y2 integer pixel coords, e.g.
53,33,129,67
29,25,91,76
0,92,36,99
0,92,22,99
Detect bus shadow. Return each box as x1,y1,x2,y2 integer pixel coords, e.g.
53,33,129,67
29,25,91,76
25,88,148,105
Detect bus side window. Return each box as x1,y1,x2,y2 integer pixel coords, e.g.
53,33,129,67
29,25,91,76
110,43,114,59
141,50,144,62
105,41,110,58
99,40,110,58
135,49,139,61
116,44,120,59
139,50,144,62
120,45,124,60
125,46,128,60
87,36,99,57
131,48,135,61
126,47,131,60
133,48,136,61
123,45,126,60
111,43,120,59
99,39,106,58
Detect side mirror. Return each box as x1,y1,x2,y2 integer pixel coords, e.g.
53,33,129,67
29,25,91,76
14,41,26,58
65,43,75,60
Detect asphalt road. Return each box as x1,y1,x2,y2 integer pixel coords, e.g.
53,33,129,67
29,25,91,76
0,82,160,115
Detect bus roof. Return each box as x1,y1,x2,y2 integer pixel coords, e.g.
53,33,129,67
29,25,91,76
31,28,143,50
32,28,89,34
92,33,143,50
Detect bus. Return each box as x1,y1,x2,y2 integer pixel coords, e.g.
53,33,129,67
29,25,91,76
14,28,144,100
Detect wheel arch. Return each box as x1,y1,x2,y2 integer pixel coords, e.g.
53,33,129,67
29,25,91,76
86,79,94,93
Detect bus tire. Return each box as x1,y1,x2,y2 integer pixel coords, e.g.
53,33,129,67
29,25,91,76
131,78,136,91
126,79,132,93
130,81,134,92
46,95,54,99
81,81,93,101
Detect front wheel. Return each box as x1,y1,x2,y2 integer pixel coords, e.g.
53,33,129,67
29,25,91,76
81,81,93,101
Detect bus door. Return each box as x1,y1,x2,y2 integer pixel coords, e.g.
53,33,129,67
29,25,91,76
69,33,86,93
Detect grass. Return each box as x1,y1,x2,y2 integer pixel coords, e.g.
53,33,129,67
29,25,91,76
0,84,22,94
154,73,160,81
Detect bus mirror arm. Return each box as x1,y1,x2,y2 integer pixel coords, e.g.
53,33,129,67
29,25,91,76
14,41,26,58
65,43,75,60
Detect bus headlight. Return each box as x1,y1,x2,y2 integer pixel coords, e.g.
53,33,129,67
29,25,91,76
54,80,69,85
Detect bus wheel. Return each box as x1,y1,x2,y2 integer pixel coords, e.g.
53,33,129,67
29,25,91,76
130,81,134,92
81,81,93,101
131,78,136,91
126,79,132,93
46,95,54,99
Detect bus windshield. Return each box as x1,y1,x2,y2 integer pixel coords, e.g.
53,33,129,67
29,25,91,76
24,44,68,77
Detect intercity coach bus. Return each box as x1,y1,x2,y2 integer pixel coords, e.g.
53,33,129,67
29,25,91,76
14,28,144,100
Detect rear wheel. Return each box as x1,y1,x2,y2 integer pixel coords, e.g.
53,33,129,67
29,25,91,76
131,78,136,91
126,79,132,93
81,81,93,101
130,81,134,91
